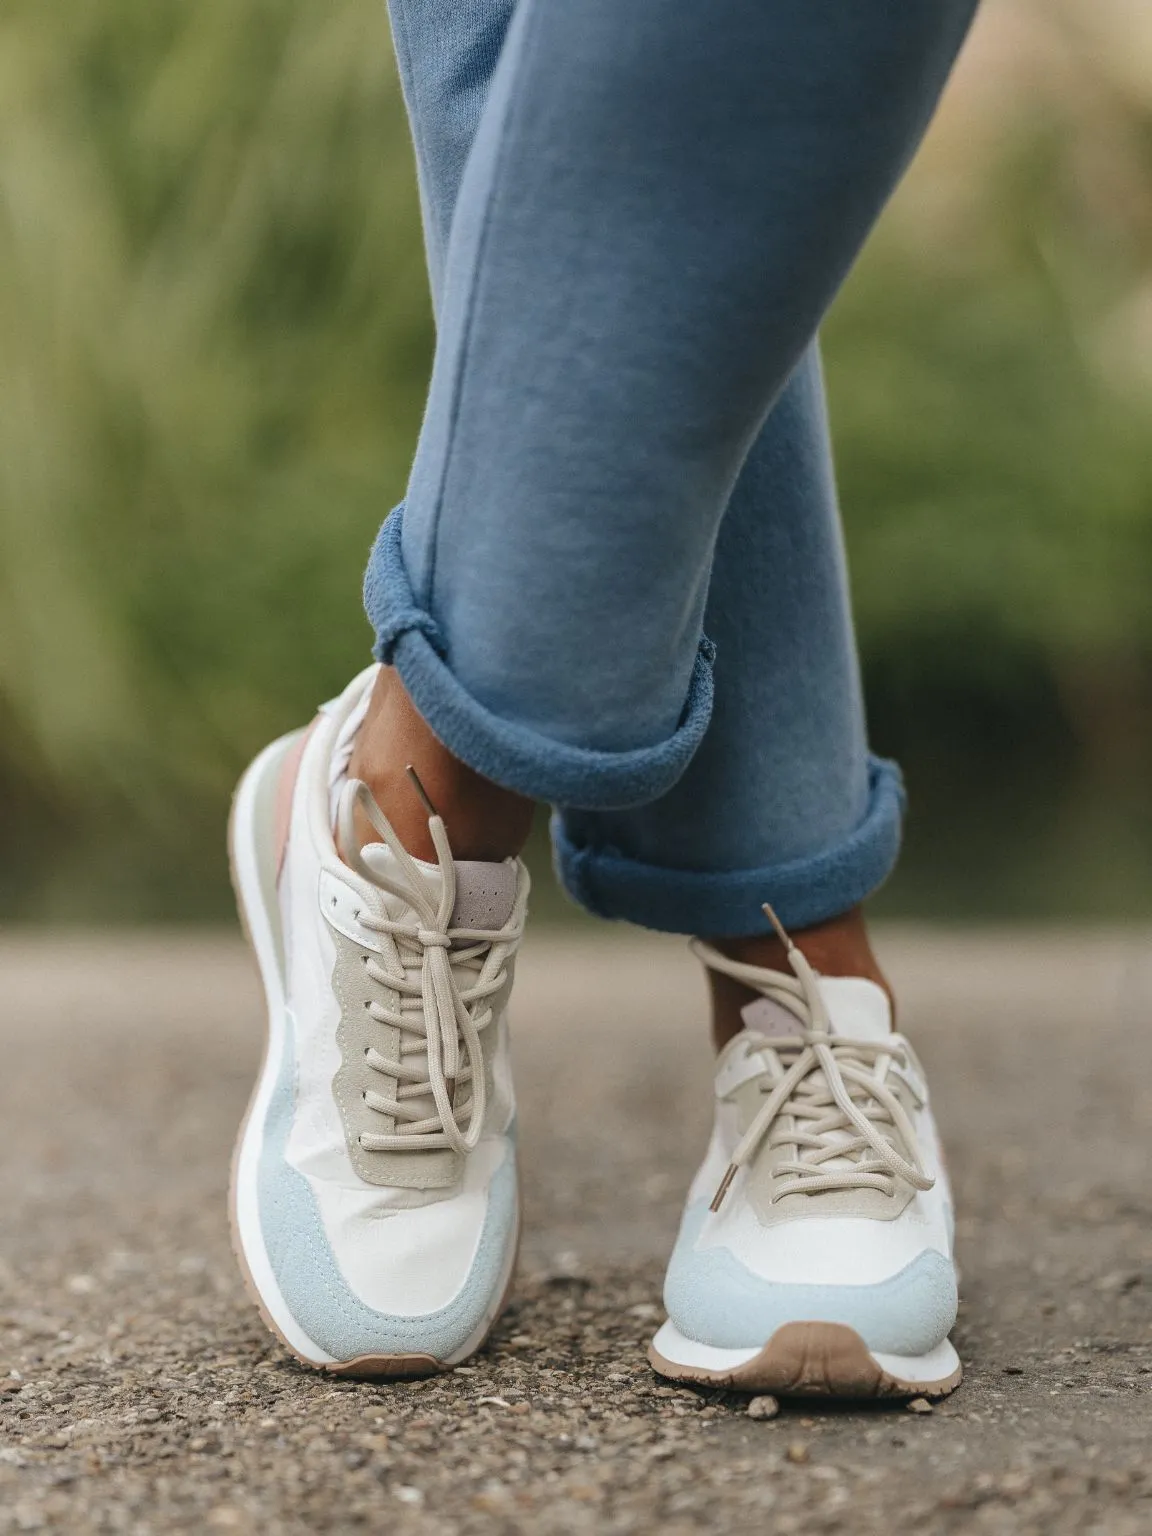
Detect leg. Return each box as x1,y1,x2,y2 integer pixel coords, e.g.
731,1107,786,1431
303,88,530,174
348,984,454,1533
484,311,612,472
360,1,967,891
364,0,977,827
236,0,979,1389
229,0,538,1379
353,0,534,859
556,345,899,1044
347,0,978,1404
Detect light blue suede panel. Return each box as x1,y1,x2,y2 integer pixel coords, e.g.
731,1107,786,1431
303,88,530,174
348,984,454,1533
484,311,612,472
258,1010,517,1363
664,1202,957,1357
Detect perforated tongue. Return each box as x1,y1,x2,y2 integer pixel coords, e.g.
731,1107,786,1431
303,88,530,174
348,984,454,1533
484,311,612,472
741,975,892,1043
357,843,518,930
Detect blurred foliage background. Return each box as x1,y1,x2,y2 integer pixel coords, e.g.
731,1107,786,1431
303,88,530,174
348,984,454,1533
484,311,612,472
0,0,1149,924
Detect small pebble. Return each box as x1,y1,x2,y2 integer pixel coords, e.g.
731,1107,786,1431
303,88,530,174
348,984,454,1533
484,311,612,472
1096,1271,1143,1294
906,1398,933,1414
999,1471,1033,1498
786,1442,810,1464
746,1395,779,1421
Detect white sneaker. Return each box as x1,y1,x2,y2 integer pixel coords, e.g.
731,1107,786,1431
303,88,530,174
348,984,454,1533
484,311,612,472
650,912,960,1399
228,667,529,1377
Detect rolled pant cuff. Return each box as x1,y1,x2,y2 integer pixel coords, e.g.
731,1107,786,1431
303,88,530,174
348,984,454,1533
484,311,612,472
552,756,905,935
364,507,717,809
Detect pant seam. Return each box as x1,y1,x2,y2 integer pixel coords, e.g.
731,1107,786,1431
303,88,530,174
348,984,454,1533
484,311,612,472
421,0,547,615
387,0,446,302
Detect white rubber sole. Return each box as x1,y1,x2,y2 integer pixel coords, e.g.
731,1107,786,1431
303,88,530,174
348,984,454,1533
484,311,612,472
227,736,519,1377
650,1319,962,1399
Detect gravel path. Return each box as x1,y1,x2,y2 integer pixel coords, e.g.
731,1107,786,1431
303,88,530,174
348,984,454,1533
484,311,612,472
2,927,1152,1534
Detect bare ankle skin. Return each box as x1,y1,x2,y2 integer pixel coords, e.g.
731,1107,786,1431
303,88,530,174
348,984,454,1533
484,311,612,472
705,906,893,1052
345,667,535,862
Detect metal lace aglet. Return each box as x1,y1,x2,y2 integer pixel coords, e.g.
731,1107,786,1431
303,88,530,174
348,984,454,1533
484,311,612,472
763,900,824,1011
710,1163,739,1213
405,764,440,820
762,901,794,952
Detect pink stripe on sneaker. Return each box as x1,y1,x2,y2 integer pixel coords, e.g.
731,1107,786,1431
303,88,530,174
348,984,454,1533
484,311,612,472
274,720,318,884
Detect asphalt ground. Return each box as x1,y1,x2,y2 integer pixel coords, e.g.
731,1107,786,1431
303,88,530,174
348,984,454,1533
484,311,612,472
2,926,1152,1533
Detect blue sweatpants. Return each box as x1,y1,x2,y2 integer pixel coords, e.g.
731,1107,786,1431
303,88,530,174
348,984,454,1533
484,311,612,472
365,0,978,935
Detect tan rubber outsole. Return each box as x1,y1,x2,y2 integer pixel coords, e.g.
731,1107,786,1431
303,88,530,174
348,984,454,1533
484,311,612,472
648,1321,962,1400
225,772,519,1381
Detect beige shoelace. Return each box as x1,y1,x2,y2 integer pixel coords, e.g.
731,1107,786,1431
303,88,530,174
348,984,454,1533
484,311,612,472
694,907,934,1211
337,779,523,1156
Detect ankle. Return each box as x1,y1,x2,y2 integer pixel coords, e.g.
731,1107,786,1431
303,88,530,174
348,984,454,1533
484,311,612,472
346,668,535,863
703,906,892,1052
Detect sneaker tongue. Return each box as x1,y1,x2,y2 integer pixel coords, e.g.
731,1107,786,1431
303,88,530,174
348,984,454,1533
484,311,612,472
357,844,517,930
449,860,519,930
818,976,892,1041
353,844,517,1142
740,975,892,1042
739,995,803,1039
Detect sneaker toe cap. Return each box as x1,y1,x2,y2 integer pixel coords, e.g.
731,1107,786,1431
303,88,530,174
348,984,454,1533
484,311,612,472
664,1207,957,1356
258,1147,518,1365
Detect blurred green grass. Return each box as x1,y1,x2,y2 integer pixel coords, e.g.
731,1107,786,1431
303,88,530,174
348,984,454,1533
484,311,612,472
1,0,1150,922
